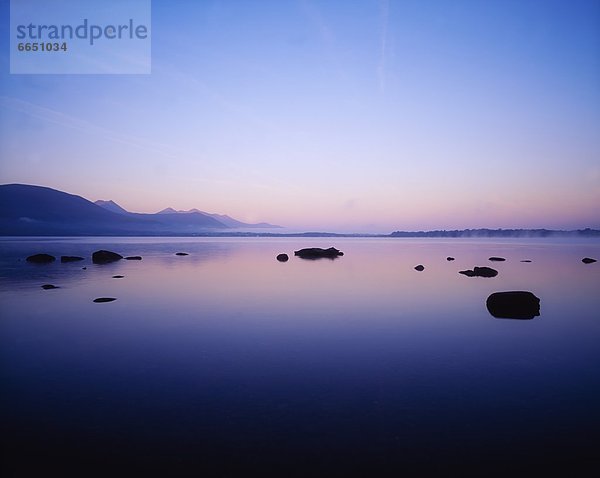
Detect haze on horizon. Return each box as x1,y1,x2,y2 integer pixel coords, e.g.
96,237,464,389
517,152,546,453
0,0,599,234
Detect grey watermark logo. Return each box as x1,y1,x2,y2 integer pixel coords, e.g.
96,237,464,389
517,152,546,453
10,0,151,74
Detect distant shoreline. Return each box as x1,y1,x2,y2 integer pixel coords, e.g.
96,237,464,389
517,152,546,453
2,228,599,238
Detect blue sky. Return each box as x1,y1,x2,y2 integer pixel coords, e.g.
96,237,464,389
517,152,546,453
1,0,599,232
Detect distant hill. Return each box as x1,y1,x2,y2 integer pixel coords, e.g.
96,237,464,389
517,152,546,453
95,199,129,215
0,184,230,235
156,207,279,229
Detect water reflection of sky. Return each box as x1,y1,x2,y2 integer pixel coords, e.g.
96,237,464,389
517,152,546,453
1,237,599,474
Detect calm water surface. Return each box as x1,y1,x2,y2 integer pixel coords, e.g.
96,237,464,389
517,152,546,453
1,237,599,476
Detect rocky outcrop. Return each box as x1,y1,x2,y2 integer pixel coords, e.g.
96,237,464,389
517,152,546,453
276,253,289,262
459,266,498,278
41,284,59,290
486,291,540,319
26,253,55,263
93,297,117,303
294,247,344,259
92,250,123,264
61,256,84,263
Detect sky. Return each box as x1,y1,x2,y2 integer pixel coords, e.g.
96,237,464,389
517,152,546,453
0,0,599,232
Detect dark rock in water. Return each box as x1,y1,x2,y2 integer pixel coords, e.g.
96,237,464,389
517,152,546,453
92,250,123,264
112,275,125,279
294,247,344,259
41,284,59,290
459,266,498,278
61,256,84,263
93,297,117,303
82,267,87,270
414,264,425,271
125,256,142,261
489,257,506,262
486,291,540,319
26,253,55,264
520,260,532,263
276,253,289,262
446,257,455,261
175,252,189,256
582,257,597,264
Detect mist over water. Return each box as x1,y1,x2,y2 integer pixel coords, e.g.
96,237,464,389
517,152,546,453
1,237,599,475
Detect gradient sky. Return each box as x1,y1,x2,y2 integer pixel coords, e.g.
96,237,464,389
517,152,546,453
1,0,599,232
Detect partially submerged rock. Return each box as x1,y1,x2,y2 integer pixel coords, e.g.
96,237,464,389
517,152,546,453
276,253,289,262
486,291,540,319
520,260,532,263
446,257,455,261
175,252,189,256
582,257,597,264
414,264,424,271
93,297,117,303
125,256,142,261
26,253,55,264
459,266,498,278
112,275,125,279
489,257,506,262
41,284,59,290
294,247,344,259
92,250,123,264
61,256,84,263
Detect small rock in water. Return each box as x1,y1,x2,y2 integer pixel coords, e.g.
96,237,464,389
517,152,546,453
92,250,123,264
125,256,143,261
459,266,498,278
486,291,540,319
520,260,532,263
175,252,189,256
414,264,425,271
82,267,87,270
41,284,59,290
112,275,125,279
446,257,455,261
582,257,597,264
26,254,55,264
276,253,289,262
294,247,344,259
489,257,506,262
93,297,117,303
61,256,84,263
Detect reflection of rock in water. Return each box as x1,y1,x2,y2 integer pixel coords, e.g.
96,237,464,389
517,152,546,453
294,247,344,259
26,254,55,263
486,291,540,319
459,266,498,278
92,250,123,264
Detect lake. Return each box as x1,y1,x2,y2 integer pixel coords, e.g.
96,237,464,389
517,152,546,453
1,237,599,476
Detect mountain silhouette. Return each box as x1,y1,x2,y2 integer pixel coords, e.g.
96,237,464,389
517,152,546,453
0,184,246,235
